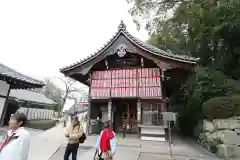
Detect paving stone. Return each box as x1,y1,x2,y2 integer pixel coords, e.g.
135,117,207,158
49,145,92,160
138,153,216,160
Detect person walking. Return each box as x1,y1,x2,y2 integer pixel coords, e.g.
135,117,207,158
0,113,30,160
63,112,68,127
95,121,117,160
64,115,84,160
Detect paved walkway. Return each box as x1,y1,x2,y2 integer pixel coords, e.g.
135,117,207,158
25,123,219,160
28,124,66,160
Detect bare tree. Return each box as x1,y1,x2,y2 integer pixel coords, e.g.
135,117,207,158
42,77,85,117
56,76,85,112
41,78,63,114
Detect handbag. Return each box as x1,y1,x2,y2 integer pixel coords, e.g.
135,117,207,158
94,149,104,160
77,124,86,144
95,152,104,160
79,133,86,144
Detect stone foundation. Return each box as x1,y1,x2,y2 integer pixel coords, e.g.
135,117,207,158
195,117,240,159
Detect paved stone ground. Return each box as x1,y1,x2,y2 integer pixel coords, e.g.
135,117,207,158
18,122,219,160
138,152,213,160
49,145,92,160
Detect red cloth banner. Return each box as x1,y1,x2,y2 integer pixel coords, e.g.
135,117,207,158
153,68,160,77
126,87,129,97
112,70,116,78
116,78,119,87
116,70,119,78
90,88,111,99
148,68,153,77
129,69,133,78
132,69,137,77
91,68,161,98
111,88,115,97
133,87,137,96
117,88,121,97
121,88,125,97
118,70,122,78
125,79,129,87
156,77,161,86
132,78,137,87
113,78,116,87
125,69,129,78
137,68,141,78
138,87,145,97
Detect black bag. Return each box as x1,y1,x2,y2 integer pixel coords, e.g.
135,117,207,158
98,153,104,160
79,133,86,144
94,152,104,160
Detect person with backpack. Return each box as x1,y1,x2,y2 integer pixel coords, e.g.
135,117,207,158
95,121,117,160
64,115,84,160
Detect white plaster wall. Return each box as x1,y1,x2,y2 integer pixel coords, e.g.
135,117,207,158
0,98,6,120
17,107,55,120
0,80,10,96
0,80,10,121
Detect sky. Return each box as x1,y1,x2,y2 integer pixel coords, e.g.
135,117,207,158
0,0,148,91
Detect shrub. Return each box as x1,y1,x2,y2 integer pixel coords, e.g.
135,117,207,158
202,96,240,120
170,67,237,136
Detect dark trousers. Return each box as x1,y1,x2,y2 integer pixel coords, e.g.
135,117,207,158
64,143,79,160
122,127,126,138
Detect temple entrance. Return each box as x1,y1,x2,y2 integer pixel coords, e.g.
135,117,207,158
113,99,137,133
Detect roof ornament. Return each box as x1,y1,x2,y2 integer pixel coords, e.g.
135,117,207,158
118,20,126,31
116,44,127,57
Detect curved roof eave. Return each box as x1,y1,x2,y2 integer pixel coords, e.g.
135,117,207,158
60,21,199,73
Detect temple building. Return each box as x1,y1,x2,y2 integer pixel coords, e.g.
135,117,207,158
0,63,44,126
60,21,198,141
7,89,57,125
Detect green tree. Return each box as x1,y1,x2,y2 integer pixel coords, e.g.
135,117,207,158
170,67,240,135
128,0,240,79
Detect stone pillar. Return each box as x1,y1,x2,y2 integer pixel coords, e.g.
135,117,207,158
137,99,141,137
137,99,141,123
108,99,112,126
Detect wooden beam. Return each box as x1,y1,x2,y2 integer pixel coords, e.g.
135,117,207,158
0,85,11,126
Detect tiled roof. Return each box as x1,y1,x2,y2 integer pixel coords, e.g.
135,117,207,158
60,21,199,72
67,103,88,114
10,89,57,105
0,63,44,86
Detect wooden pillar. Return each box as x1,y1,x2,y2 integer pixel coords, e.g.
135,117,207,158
87,73,92,135
160,68,167,126
0,85,11,126
26,103,29,119
108,99,112,126
137,99,141,137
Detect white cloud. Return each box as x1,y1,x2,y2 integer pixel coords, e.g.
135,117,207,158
0,0,148,89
